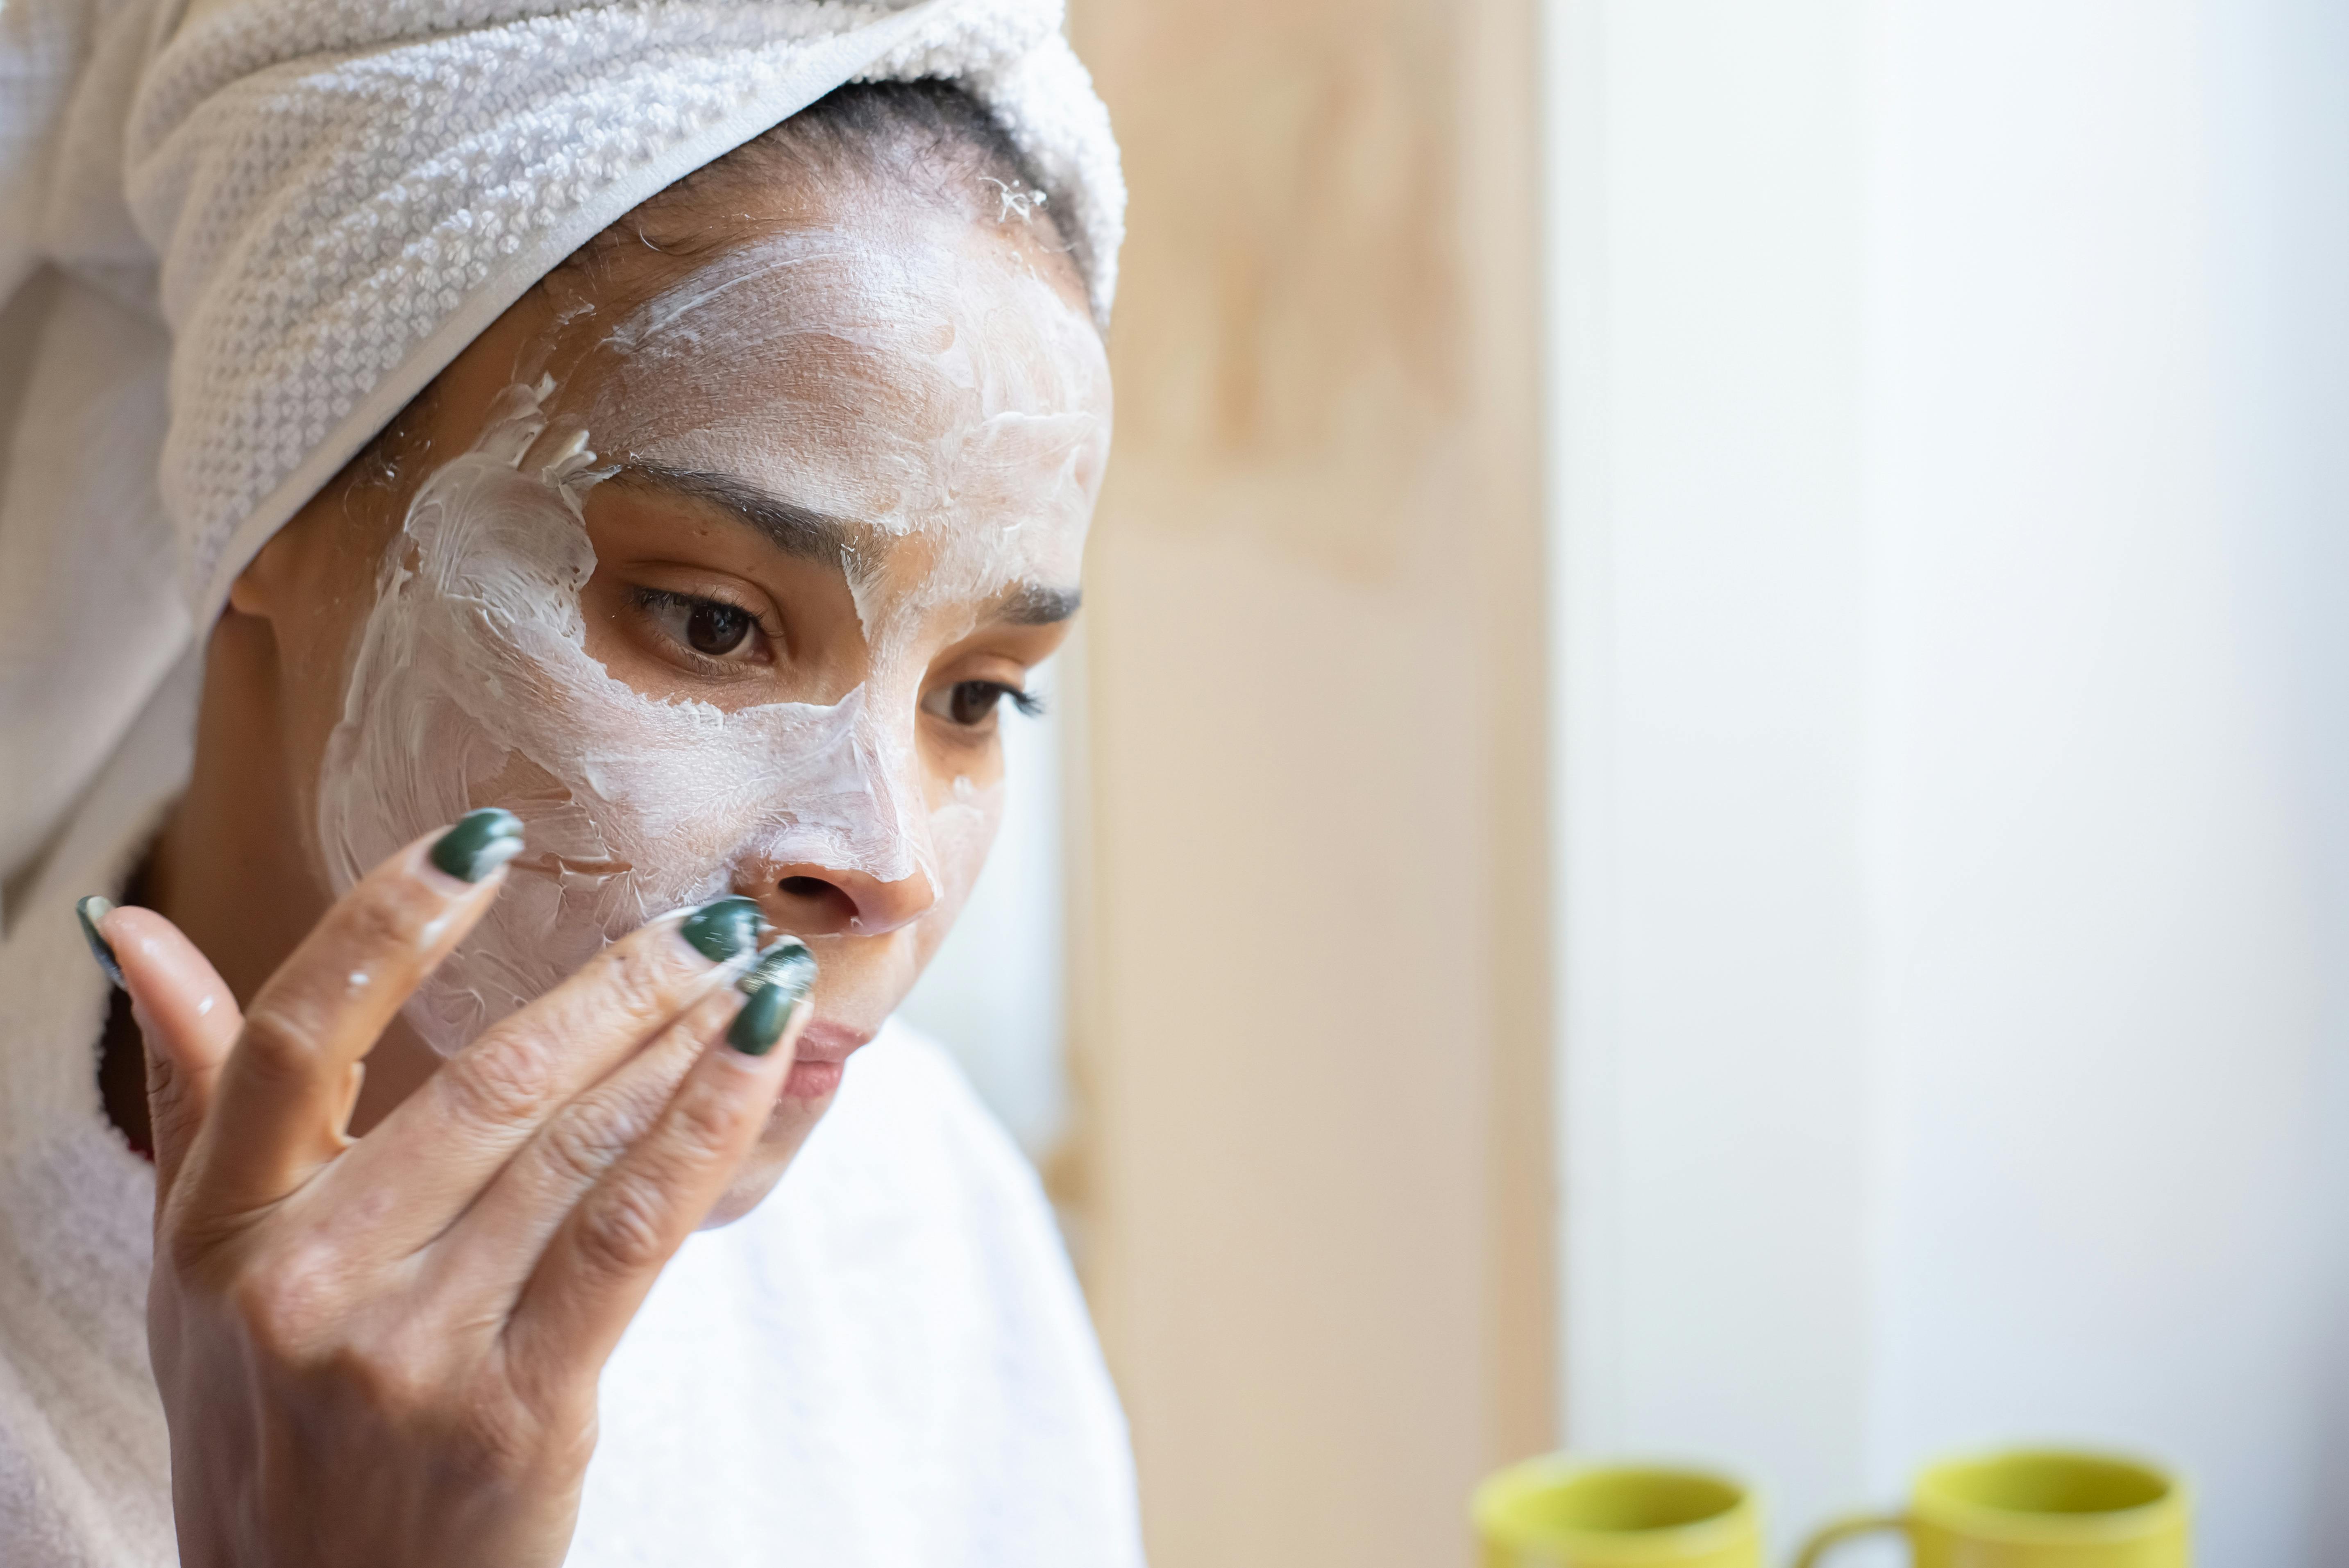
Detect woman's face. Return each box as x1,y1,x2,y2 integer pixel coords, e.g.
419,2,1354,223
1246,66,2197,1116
253,172,1108,1222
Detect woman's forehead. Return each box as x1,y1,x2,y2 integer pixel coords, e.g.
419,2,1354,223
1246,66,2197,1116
554,213,1111,513
537,207,1108,616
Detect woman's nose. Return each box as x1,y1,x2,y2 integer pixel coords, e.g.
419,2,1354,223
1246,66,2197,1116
757,863,937,938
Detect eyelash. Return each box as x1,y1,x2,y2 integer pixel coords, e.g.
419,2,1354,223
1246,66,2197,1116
992,684,1046,719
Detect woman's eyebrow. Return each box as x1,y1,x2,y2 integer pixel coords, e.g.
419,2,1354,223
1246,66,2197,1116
998,583,1083,624
615,462,1080,623
612,463,851,561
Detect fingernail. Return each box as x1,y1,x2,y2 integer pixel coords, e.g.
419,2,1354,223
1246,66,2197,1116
740,937,816,997
678,896,764,964
429,808,525,883
728,939,817,1056
75,895,125,988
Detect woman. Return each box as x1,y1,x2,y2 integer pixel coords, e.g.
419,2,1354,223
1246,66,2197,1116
0,0,1138,1563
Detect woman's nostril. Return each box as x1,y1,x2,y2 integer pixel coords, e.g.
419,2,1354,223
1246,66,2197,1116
778,875,830,899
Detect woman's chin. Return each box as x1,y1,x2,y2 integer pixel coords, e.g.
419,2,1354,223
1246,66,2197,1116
696,1085,838,1230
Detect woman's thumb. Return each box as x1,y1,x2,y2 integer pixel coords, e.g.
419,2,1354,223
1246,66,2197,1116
85,902,241,1204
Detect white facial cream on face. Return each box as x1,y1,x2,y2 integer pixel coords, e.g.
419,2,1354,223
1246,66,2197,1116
314,216,1110,1052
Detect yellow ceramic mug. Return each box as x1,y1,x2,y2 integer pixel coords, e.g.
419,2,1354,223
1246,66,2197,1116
1473,1455,1762,1568
1793,1449,2189,1568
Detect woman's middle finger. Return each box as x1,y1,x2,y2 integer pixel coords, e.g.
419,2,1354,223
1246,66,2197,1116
413,976,737,1307
503,949,813,1386
309,896,769,1248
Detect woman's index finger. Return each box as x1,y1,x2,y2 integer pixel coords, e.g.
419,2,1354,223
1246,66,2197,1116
182,811,524,1221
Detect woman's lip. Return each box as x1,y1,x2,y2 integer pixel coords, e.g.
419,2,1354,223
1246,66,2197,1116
790,1018,870,1066
781,1059,844,1102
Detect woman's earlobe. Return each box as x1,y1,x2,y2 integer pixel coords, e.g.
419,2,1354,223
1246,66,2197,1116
225,571,269,617
225,526,304,618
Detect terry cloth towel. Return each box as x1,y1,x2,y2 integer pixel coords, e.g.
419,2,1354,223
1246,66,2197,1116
0,0,1141,1561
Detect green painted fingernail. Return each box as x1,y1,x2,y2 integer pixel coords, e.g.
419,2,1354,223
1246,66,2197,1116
740,937,816,998
728,940,816,1056
678,896,763,964
429,808,525,883
75,895,124,988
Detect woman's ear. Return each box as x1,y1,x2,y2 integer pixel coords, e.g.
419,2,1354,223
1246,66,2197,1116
224,551,277,618
226,498,347,623
225,514,322,620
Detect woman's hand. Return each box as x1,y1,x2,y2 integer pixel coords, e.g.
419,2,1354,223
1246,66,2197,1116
99,812,815,1568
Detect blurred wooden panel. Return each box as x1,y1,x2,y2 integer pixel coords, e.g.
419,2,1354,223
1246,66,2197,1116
1060,0,1554,1561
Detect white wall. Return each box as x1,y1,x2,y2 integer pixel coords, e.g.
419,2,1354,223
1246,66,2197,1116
1545,1,2349,1559
2209,2,2349,1552
1546,0,1881,1535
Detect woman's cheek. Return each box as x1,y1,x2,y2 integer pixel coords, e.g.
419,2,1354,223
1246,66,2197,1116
917,774,1005,955
574,581,661,695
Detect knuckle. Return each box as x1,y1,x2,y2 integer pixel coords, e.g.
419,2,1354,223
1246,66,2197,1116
504,1349,596,1436
571,1175,673,1281
589,941,683,1030
456,1397,567,1486
667,1073,747,1162
436,1031,561,1132
536,1101,635,1191
537,1416,600,1480
335,877,436,955
228,1242,346,1357
234,1001,324,1085
331,1340,439,1423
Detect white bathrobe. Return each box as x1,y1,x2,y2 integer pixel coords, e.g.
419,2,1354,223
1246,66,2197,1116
0,664,1146,1566
0,0,1142,1559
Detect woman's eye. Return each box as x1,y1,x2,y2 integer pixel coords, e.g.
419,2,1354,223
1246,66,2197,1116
928,680,1039,729
635,589,767,664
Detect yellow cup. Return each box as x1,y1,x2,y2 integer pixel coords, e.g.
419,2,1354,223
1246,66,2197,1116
1473,1455,1763,1568
1793,1448,2189,1568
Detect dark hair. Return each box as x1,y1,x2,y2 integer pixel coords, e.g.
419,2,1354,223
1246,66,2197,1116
735,77,1055,222
558,77,1070,279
